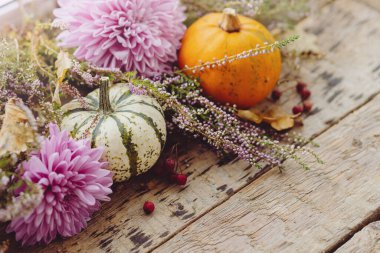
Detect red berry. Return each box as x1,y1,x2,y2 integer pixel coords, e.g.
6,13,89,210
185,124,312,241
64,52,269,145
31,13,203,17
296,82,307,93
292,105,303,115
300,89,311,100
303,101,313,112
271,89,282,101
143,201,155,214
175,174,188,186
165,158,176,172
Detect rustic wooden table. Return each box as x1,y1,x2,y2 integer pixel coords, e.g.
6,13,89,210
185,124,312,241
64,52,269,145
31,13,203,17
4,0,380,252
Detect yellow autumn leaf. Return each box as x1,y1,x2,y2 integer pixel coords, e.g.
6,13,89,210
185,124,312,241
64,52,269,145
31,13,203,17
0,98,37,156
56,51,72,82
237,105,300,131
237,109,263,124
53,51,72,106
270,116,295,131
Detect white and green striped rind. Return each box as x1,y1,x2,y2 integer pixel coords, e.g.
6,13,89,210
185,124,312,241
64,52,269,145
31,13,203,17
61,84,167,182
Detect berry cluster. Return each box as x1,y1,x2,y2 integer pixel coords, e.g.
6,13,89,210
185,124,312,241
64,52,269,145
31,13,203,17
153,157,188,186
271,81,313,115
144,156,188,215
166,158,188,186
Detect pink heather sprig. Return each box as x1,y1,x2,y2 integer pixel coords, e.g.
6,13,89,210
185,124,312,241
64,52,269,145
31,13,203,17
61,57,317,169
126,83,148,96
123,73,321,170
0,73,45,109
0,189,43,223
60,59,319,168
179,36,299,74
61,82,89,109
0,167,43,222
70,60,100,87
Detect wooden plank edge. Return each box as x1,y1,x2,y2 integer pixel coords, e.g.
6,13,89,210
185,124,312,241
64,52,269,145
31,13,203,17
360,0,380,12
326,207,380,253
335,220,380,253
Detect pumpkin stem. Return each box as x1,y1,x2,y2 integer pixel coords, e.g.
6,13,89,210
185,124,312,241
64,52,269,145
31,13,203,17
99,77,113,114
220,8,241,33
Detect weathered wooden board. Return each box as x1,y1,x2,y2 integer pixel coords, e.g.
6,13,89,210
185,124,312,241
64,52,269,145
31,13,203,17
7,0,380,252
22,0,380,252
336,221,380,253
154,93,380,253
360,0,380,11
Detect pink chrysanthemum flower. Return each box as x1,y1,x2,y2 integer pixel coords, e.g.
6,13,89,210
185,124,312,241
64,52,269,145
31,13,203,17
7,124,113,246
53,0,186,77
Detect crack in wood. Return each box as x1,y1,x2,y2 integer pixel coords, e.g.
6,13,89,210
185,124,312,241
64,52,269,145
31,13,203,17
327,207,380,253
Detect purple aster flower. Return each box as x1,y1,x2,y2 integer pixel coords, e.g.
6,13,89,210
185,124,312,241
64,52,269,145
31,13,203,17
53,0,186,77
7,124,113,246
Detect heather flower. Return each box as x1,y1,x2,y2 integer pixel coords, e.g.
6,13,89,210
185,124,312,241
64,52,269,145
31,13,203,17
126,83,148,95
0,183,43,223
1,175,9,187
121,73,322,170
7,124,113,246
53,0,186,77
180,37,299,74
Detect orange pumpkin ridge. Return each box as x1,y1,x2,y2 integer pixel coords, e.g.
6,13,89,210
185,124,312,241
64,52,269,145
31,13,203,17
179,8,282,109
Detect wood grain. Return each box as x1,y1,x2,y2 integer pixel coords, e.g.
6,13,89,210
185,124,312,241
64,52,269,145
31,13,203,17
336,222,380,253
7,0,380,252
360,0,380,11
154,93,380,253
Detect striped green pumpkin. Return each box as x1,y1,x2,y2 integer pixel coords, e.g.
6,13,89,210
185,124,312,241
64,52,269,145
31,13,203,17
61,77,166,182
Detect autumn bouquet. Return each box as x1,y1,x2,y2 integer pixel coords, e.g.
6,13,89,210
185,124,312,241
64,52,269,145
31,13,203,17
0,0,321,247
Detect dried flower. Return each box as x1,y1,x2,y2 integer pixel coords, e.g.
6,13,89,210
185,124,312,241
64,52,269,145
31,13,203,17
179,36,299,74
54,0,186,76
126,83,148,96
0,39,55,123
121,73,322,170
6,124,113,246
61,82,89,109
0,180,43,222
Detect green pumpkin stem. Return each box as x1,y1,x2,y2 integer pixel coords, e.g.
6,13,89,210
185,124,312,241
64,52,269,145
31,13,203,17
99,77,113,113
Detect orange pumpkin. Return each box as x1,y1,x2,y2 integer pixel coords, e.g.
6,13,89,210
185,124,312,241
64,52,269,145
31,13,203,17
179,8,282,108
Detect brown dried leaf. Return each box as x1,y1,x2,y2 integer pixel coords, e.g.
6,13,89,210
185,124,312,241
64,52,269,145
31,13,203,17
237,105,300,131
0,98,37,156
